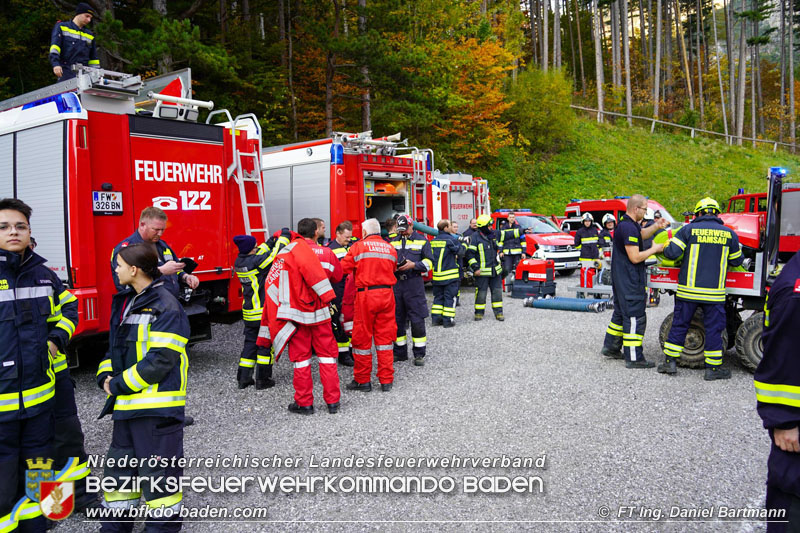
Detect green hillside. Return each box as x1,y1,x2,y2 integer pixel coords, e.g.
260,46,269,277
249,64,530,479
515,118,800,217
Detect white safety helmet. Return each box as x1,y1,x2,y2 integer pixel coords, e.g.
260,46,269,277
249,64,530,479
581,213,594,222
601,213,615,225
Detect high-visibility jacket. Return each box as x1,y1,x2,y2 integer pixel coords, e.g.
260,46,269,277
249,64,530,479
600,228,614,248
466,230,502,277
97,279,190,421
498,222,525,255
49,20,99,71
663,214,743,303
574,225,601,260
430,233,464,284
234,231,291,322
0,249,77,422
754,251,800,495
390,231,433,277
340,234,398,288
258,235,338,355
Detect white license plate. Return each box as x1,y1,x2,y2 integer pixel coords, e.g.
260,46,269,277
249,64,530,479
565,261,582,268
92,191,123,214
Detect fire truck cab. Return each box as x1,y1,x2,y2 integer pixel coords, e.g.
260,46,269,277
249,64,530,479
0,67,269,362
726,185,800,260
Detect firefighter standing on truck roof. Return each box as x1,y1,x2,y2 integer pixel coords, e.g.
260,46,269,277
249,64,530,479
391,215,434,367
0,199,83,532
49,3,100,81
466,214,504,321
327,221,356,367
601,194,667,368
340,218,398,392
431,219,466,328
657,197,743,380
498,213,528,291
111,207,199,298
97,243,189,532
754,251,800,531
233,230,290,390
259,220,342,415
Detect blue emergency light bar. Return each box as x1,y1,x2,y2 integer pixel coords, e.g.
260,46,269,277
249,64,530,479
769,167,788,176
494,209,531,213
614,195,631,199
22,92,82,114
737,188,745,194
330,141,344,165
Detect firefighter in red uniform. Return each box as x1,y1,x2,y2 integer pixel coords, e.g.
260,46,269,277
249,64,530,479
340,218,398,391
390,215,434,367
259,219,341,415
327,221,355,366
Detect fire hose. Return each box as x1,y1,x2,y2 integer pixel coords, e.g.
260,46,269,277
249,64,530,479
523,296,609,313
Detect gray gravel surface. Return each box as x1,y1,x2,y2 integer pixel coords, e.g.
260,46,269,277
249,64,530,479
52,273,771,532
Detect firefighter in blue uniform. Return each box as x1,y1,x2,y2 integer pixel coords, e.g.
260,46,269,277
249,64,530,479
0,199,83,532
601,195,667,367
233,230,291,389
49,3,100,81
327,221,356,366
575,213,601,260
498,213,527,290
111,207,199,298
755,251,800,531
657,197,743,379
97,243,190,533
391,215,433,366
431,219,465,328
466,214,504,321
600,214,616,249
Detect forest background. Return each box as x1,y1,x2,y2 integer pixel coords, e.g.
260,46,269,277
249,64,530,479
3,0,800,214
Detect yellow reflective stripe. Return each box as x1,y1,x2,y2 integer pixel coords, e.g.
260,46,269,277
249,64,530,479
605,326,623,337
59,290,77,305
50,44,61,54
60,25,94,40
115,391,186,410
97,359,113,376
56,316,76,337
123,365,150,392
88,59,100,65
755,380,800,408
718,247,729,289
148,331,188,351
729,249,742,259
0,391,20,412
628,236,639,243
104,491,141,502
53,353,68,374
147,492,182,509
687,244,700,287
22,368,55,409
671,237,686,250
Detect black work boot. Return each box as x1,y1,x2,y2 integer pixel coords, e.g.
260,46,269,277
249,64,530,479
237,367,255,389
625,359,655,369
704,366,732,381
443,318,455,328
601,347,623,360
346,380,372,392
288,402,314,415
657,356,677,375
474,314,484,321
255,365,275,389
327,403,339,414
338,352,355,367
431,316,443,326
494,312,505,321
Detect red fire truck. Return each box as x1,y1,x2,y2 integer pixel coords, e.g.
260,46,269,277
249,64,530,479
0,68,269,362
726,185,800,260
647,167,792,372
259,136,491,237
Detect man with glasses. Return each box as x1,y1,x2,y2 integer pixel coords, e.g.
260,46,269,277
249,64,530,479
601,195,668,368
110,207,199,297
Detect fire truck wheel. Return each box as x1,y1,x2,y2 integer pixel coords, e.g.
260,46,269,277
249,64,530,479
558,269,576,277
658,311,728,368
735,312,763,372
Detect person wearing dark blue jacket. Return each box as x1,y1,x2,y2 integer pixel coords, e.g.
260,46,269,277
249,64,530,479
657,197,743,379
0,198,80,532
391,215,433,366
97,243,190,533
755,251,800,531
498,213,526,289
466,214,504,321
431,220,466,328
49,3,99,81
574,213,601,260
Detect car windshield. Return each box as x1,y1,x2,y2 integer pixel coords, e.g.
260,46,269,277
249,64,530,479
516,216,562,233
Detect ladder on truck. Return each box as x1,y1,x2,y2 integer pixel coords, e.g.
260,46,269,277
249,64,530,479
207,111,270,241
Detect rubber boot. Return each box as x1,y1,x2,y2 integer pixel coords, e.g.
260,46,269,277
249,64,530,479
338,351,355,367
237,367,255,389
704,366,732,381
657,356,677,375
431,316,443,326
443,317,455,328
255,365,275,390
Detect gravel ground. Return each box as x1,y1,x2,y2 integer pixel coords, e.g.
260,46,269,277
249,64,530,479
51,272,771,532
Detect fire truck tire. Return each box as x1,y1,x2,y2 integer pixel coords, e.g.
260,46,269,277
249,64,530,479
658,311,728,368
557,269,576,277
735,312,763,373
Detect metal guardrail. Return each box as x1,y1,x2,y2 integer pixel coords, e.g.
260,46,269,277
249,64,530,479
570,105,797,153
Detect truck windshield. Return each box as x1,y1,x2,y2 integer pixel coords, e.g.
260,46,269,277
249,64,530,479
516,216,562,233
